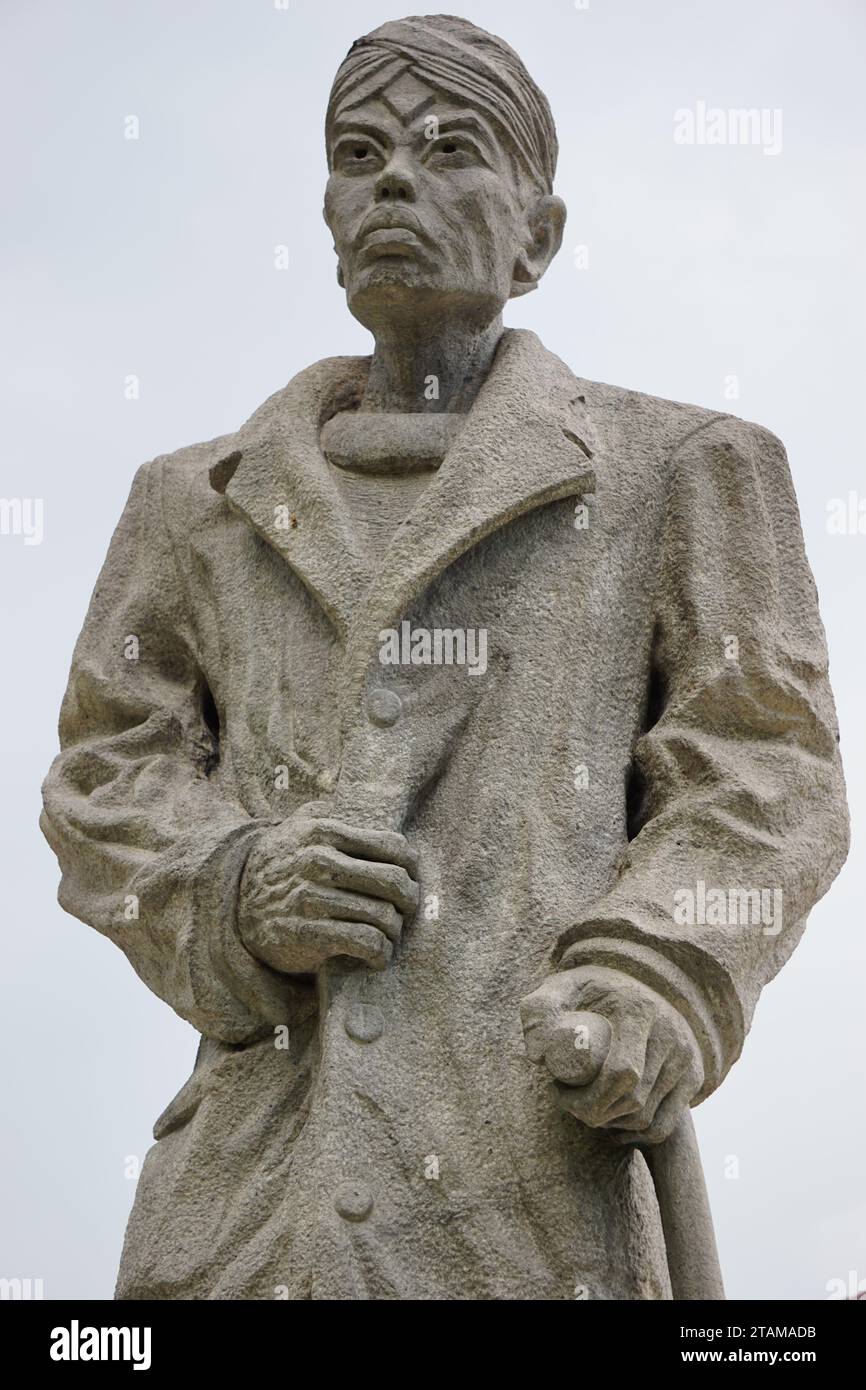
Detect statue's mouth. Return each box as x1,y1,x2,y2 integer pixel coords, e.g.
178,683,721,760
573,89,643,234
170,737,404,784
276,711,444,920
358,226,424,256
355,208,426,251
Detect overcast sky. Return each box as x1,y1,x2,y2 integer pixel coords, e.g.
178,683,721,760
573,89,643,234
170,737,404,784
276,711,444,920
2,0,864,1300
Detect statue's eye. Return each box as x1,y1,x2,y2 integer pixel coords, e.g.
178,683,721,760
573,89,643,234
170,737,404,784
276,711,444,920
429,138,472,165
353,146,369,159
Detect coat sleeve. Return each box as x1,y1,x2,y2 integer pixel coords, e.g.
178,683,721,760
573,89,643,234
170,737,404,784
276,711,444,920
40,458,304,1043
554,414,849,1098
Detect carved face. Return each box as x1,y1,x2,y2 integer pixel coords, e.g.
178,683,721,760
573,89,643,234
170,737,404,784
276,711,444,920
324,71,556,332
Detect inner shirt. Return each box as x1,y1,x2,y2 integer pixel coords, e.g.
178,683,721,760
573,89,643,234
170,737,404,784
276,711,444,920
321,411,464,565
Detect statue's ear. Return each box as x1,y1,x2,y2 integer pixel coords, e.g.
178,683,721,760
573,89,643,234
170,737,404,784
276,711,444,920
511,195,566,298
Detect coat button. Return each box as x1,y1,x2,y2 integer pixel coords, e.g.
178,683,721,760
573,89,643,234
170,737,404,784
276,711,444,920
345,1001,384,1043
366,688,402,727
334,1182,373,1222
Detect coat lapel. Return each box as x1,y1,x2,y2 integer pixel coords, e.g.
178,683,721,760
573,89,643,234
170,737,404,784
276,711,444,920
213,357,371,642
211,331,598,655
346,330,597,670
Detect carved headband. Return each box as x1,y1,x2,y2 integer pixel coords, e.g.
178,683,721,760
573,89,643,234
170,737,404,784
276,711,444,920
326,16,558,196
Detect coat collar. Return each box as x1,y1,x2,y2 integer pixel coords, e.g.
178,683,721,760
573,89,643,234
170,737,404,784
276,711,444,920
212,329,597,654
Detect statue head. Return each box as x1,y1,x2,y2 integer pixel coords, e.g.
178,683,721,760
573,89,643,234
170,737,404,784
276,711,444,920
323,14,566,337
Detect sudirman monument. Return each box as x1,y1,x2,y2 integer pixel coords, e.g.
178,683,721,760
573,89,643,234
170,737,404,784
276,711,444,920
42,15,849,1300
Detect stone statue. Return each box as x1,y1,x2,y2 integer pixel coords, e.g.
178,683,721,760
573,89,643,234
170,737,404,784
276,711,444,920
41,15,849,1300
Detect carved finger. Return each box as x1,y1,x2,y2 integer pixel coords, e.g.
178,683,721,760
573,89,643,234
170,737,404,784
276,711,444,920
269,918,393,973
566,1020,652,1126
290,844,419,916
624,1077,695,1147
519,973,588,1052
599,1030,670,1124
296,818,419,876
287,881,403,942
605,1054,685,1132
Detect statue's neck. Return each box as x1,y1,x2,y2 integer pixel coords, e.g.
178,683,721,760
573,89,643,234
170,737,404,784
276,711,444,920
360,315,503,414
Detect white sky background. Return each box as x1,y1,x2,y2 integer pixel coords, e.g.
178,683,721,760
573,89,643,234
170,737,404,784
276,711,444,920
2,0,863,1300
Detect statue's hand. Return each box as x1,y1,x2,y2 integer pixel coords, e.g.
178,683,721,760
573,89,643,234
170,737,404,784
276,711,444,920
238,808,419,974
519,965,704,1145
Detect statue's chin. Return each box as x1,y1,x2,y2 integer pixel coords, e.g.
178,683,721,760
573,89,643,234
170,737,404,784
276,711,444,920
347,279,505,335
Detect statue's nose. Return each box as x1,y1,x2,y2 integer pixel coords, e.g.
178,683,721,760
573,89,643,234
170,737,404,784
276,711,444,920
374,157,417,203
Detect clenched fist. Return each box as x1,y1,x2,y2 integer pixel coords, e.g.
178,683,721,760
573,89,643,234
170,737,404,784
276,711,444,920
238,806,419,974
519,965,704,1145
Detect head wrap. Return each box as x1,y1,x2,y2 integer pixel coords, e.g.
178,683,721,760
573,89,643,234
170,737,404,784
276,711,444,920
326,14,558,194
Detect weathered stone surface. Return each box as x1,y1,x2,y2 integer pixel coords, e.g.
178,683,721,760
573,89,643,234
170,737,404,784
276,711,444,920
41,15,849,1300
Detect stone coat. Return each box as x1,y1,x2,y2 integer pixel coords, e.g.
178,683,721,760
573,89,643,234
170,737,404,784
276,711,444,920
41,329,849,1299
